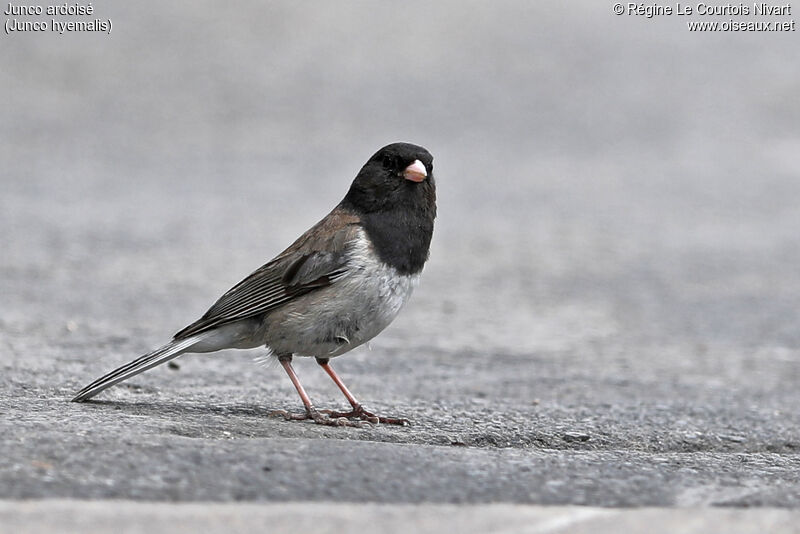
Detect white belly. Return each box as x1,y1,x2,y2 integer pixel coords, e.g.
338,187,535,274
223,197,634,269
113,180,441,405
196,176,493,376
261,231,419,358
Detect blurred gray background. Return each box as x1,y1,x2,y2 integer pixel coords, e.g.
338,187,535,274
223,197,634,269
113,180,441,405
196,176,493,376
2,0,800,511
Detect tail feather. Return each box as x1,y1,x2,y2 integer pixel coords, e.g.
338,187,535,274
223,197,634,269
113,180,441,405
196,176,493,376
71,333,212,402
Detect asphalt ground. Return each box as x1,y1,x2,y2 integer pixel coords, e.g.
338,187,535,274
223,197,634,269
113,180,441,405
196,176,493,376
2,1,800,530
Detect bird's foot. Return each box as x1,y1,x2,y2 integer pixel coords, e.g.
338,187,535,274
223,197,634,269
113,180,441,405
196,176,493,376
269,407,364,427
321,404,409,426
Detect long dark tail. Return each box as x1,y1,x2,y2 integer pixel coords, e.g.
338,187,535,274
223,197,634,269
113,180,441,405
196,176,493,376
71,333,212,402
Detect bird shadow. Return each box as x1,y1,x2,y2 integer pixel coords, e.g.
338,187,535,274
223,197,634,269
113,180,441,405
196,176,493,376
73,397,295,419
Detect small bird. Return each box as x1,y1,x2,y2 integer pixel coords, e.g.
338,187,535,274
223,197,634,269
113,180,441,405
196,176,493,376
72,142,436,426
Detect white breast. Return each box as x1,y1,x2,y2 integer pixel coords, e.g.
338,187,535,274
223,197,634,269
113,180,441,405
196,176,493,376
262,229,419,358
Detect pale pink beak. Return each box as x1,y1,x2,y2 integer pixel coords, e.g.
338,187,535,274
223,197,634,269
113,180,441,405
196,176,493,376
403,159,428,182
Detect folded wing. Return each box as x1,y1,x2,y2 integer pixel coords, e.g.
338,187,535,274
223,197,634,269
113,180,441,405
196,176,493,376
174,211,361,339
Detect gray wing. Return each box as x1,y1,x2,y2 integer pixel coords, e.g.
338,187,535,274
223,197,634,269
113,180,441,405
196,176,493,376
174,213,360,339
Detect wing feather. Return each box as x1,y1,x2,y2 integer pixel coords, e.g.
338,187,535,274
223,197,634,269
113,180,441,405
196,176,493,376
174,209,361,339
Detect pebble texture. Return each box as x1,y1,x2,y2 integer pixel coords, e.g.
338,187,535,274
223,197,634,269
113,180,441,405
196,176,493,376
2,0,800,510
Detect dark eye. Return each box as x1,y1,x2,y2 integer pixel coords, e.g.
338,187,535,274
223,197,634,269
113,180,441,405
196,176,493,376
381,154,394,169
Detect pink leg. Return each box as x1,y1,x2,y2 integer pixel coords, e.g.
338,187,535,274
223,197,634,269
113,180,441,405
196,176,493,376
273,355,358,427
316,358,409,425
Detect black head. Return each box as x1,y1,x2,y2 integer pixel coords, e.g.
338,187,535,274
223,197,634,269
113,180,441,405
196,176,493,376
341,143,436,275
342,142,435,214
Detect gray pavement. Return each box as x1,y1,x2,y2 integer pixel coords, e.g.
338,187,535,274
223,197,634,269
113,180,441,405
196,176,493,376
2,501,800,534
2,0,800,530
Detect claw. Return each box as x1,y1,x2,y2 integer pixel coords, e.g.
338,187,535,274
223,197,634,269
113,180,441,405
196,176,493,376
320,404,409,426
269,408,365,427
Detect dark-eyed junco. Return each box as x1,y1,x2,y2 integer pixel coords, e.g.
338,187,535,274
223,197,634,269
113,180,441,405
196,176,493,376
72,143,436,426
